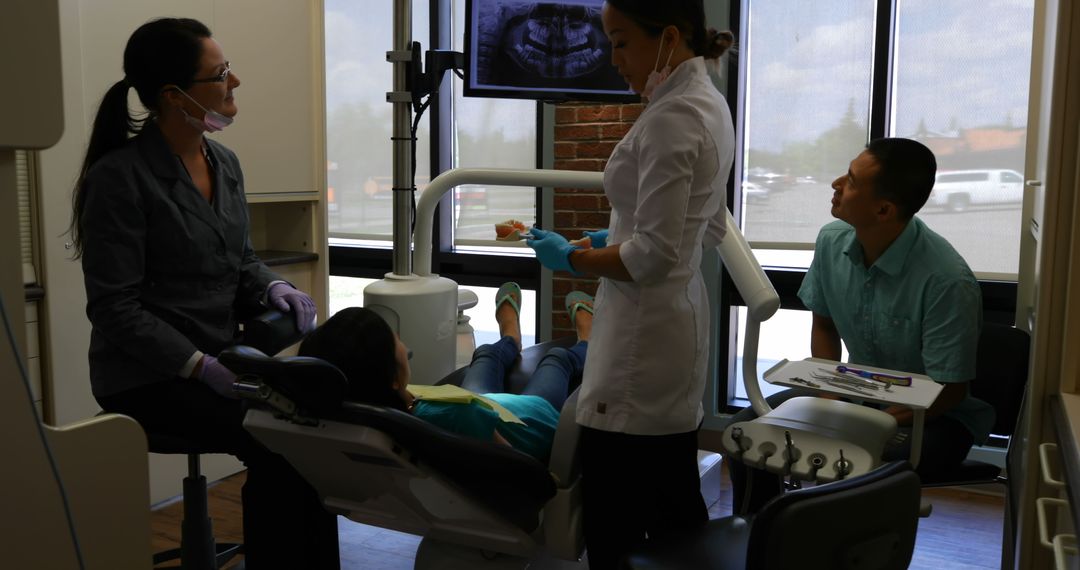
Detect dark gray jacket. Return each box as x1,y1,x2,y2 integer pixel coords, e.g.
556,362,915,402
80,122,279,397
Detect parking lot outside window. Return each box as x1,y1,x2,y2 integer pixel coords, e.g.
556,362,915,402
727,0,1034,409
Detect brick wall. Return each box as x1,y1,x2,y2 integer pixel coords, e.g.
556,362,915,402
550,102,642,339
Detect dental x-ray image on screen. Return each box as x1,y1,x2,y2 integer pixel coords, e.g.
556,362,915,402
465,0,635,102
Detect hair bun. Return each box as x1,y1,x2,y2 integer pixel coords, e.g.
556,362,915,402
706,28,735,58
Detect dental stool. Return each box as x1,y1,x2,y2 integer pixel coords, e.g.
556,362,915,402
147,434,243,570
148,308,302,569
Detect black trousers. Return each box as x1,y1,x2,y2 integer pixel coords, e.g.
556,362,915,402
725,389,975,514
580,426,707,570
97,380,340,570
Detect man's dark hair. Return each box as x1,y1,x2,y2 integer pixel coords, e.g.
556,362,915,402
864,138,937,220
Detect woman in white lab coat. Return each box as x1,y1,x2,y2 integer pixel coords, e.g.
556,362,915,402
526,1,734,567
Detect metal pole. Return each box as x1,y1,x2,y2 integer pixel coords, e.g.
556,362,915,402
390,0,413,275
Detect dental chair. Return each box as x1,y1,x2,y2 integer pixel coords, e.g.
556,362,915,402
220,336,588,569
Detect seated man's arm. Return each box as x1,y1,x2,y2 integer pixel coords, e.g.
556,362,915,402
886,275,982,426
884,381,968,426
810,313,843,361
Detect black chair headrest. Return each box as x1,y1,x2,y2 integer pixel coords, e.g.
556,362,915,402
240,309,307,356
219,345,349,416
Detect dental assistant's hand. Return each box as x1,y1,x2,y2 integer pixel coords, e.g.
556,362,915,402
527,228,581,274
198,355,239,399
268,282,317,333
582,229,608,249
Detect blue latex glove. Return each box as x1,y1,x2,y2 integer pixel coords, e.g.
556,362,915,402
199,355,238,399
268,282,317,333
527,228,580,274
583,229,609,249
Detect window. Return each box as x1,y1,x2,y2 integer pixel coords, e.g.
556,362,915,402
325,0,544,338
451,0,538,249
724,0,1034,408
891,0,1033,279
738,1,876,249
324,0,430,242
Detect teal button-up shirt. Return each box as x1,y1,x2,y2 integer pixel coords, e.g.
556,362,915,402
798,218,995,444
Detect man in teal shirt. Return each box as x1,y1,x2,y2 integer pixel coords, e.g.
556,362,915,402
729,138,994,512
800,137,994,461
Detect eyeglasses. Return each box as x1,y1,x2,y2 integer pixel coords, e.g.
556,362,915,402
191,62,231,84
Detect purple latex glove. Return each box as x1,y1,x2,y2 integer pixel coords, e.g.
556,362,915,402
268,282,317,333
199,355,238,399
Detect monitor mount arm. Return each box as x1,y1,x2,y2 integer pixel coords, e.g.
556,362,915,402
407,42,464,112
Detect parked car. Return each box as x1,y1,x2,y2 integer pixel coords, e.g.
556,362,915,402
748,171,789,188
742,180,769,204
927,169,1024,212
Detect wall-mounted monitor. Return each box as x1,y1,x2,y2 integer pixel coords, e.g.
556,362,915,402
464,0,636,103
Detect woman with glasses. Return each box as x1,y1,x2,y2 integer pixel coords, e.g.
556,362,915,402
68,18,338,568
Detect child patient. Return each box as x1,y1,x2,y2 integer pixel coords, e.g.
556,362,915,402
298,282,593,462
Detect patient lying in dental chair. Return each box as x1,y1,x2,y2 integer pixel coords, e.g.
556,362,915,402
297,282,593,463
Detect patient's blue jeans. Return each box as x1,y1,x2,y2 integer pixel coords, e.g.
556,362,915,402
461,336,587,410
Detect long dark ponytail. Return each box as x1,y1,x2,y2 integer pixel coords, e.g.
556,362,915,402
68,18,211,258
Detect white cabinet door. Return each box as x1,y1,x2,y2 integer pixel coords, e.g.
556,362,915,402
212,0,322,196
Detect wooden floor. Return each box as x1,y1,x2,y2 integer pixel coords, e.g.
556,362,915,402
152,466,1006,569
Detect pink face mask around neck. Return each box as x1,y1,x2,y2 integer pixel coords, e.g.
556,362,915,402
641,37,676,102
176,88,234,133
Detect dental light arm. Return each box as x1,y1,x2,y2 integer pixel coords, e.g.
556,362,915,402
413,168,606,276
715,210,781,417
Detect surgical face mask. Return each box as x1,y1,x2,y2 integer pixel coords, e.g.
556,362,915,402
641,35,676,102
175,88,234,133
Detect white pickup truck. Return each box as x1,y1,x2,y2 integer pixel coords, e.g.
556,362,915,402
927,169,1025,212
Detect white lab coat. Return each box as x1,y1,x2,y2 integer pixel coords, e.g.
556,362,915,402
576,57,734,435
